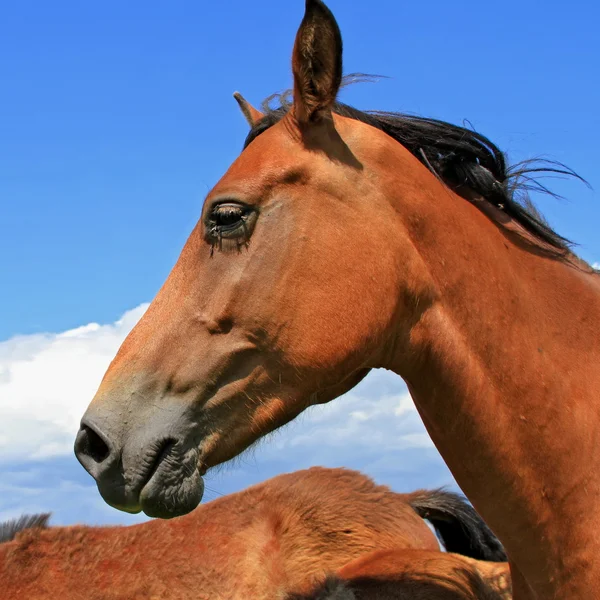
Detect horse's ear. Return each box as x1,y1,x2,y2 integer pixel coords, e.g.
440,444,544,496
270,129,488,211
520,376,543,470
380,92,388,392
292,0,343,125
233,92,265,128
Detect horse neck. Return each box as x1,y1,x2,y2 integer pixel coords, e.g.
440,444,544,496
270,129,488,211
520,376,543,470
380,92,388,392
383,179,600,596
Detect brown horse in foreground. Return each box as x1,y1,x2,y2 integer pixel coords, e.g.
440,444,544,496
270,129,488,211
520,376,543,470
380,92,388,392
0,468,509,599
75,0,600,597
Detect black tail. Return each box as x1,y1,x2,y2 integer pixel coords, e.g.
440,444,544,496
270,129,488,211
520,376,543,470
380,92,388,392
410,489,506,562
0,513,51,544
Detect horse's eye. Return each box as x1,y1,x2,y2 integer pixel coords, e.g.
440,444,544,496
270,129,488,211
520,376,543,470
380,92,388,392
205,201,256,252
213,204,244,228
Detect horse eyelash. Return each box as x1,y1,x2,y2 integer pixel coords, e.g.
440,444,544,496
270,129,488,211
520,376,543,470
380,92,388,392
208,216,251,257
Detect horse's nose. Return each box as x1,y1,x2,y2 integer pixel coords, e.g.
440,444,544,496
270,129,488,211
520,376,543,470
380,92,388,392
74,420,115,478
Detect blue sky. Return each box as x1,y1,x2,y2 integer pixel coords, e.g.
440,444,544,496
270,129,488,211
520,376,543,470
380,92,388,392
1,0,598,525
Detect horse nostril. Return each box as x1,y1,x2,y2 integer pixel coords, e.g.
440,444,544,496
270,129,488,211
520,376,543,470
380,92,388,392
75,424,111,464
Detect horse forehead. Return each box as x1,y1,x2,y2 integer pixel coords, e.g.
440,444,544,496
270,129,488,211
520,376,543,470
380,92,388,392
210,130,306,195
210,114,394,197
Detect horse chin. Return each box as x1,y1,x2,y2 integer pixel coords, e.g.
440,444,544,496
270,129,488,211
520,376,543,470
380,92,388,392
138,445,204,519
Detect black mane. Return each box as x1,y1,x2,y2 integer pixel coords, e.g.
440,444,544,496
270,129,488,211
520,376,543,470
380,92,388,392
244,82,585,257
409,488,506,562
0,513,50,544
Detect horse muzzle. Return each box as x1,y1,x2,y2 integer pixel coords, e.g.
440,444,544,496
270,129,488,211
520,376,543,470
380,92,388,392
74,399,205,518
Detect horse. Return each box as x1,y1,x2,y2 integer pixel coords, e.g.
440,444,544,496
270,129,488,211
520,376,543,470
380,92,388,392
295,550,511,600
0,467,509,599
74,0,600,597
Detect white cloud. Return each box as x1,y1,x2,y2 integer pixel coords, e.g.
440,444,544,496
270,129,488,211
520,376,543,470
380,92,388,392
0,305,148,461
593,262,599,270
276,387,433,452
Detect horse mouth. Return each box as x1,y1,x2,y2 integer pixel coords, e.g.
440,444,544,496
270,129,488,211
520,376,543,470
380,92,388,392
138,438,204,519
144,437,177,484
